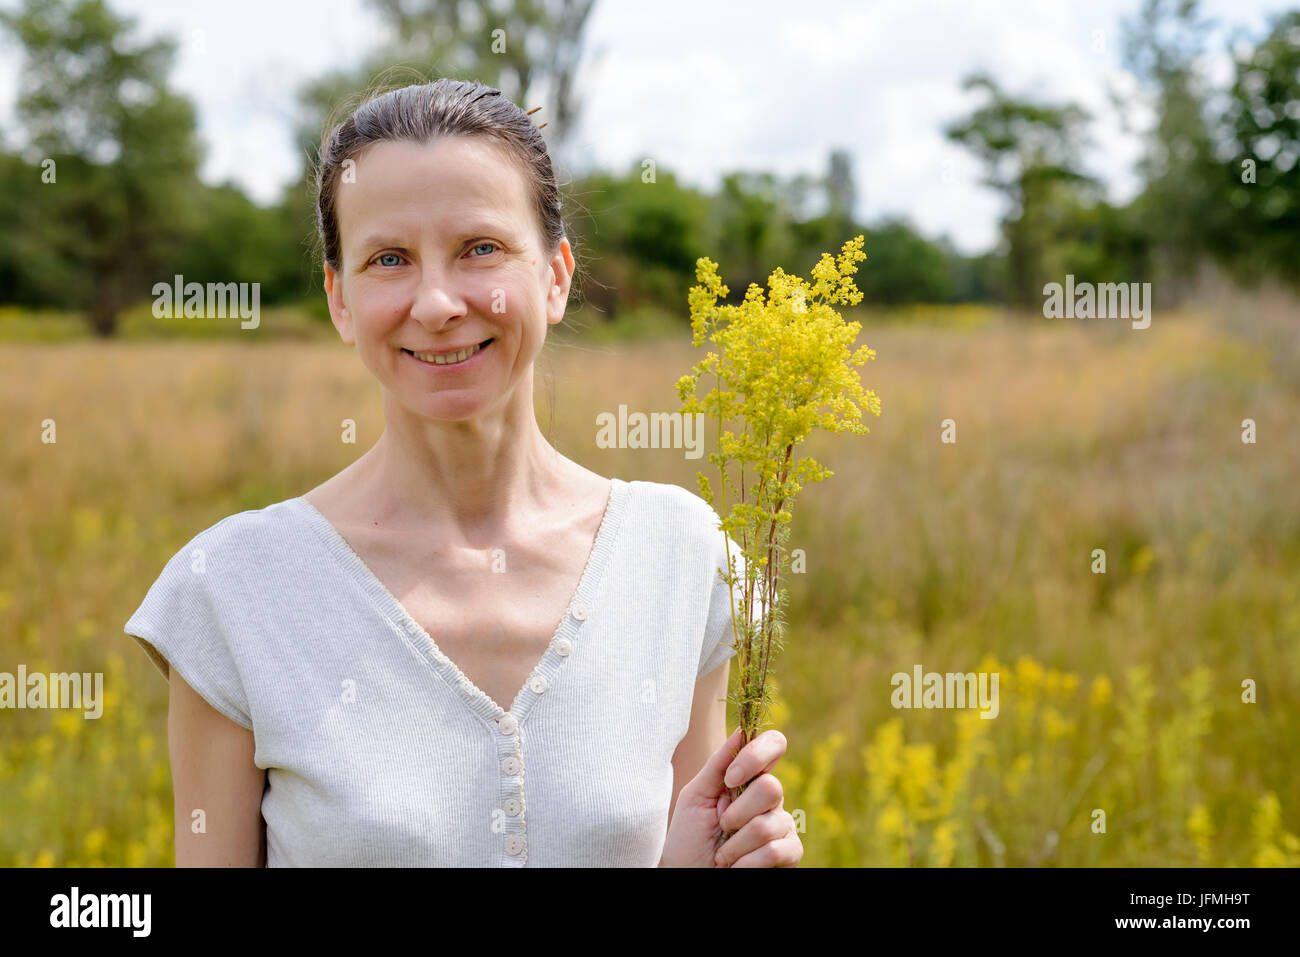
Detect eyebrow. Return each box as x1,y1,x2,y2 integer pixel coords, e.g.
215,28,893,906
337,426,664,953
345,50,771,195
355,224,515,252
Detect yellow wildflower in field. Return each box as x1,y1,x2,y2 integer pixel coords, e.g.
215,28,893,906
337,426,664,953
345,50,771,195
930,818,959,868
1090,674,1111,708
814,804,847,838
1043,706,1074,741
803,731,845,815
54,711,83,739
876,798,908,839
1186,803,1213,865
1251,792,1300,867
83,827,108,856
1114,665,1154,761
1044,668,1062,698
1015,657,1044,699
899,743,938,821
863,718,904,805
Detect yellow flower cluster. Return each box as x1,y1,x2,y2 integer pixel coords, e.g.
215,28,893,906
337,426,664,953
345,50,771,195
675,236,883,748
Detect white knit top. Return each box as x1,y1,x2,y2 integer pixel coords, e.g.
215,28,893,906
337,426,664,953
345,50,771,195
123,477,745,867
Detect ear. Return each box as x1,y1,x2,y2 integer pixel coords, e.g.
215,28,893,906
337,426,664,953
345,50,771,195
545,237,575,326
323,261,355,345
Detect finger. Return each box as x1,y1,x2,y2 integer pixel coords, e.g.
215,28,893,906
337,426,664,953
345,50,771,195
715,807,796,868
716,791,732,824
697,726,747,795
729,833,804,868
722,728,788,791
719,772,784,836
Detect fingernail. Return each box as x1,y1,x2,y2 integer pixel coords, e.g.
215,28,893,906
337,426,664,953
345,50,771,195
724,766,738,788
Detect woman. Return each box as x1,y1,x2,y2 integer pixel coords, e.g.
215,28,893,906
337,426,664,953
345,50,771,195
124,78,801,868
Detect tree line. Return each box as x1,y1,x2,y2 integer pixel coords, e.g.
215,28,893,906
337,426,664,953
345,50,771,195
0,0,1296,336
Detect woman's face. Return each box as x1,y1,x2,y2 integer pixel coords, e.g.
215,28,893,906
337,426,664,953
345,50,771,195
323,135,573,422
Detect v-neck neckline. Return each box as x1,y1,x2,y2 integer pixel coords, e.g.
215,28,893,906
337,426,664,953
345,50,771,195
288,476,631,729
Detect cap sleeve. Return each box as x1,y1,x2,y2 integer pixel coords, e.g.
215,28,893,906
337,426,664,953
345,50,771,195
698,529,756,680
123,533,253,731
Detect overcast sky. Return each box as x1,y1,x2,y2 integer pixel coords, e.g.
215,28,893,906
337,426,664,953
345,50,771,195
0,0,1290,254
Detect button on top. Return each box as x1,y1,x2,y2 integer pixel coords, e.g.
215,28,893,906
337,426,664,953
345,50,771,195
529,675,549,694
501,756,520,775
554,638,573,657
503,797,521,816
505,836,524,856
570,603,588,621
497,714,518,735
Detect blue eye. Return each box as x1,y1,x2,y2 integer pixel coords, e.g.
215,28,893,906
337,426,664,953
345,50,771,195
376,253,403,267
469,242,498,257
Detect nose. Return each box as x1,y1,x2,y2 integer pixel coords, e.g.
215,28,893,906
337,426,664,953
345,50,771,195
408,263,468,329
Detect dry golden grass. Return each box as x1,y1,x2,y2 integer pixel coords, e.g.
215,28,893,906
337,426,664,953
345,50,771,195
2,295,1297,865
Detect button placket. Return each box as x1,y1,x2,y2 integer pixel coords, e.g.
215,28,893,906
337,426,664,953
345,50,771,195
495,720,526,865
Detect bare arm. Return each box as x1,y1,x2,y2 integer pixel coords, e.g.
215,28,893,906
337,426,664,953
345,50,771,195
667,658,730,826
167,668,266,866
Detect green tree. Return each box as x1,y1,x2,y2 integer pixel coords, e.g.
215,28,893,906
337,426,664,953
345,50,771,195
1120,0,1220,301
945,71,1096,308
0,0,202,336
174,183,309,306
712,170,805,302
855,218,955,305
564,165,712,317
1218,10,1300,288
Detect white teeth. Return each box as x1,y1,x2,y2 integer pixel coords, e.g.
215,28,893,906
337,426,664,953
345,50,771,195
410,343,481,365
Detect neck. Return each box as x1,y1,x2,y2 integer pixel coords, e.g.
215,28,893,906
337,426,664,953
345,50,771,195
349,378,573,539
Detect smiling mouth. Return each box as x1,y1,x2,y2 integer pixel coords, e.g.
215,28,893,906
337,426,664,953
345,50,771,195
402,338,494,366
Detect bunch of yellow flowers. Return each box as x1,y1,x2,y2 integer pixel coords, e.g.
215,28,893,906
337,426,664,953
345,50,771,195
676,234,882,769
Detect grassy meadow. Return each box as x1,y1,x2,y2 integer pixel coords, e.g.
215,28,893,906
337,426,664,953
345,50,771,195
2,291,1298,867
